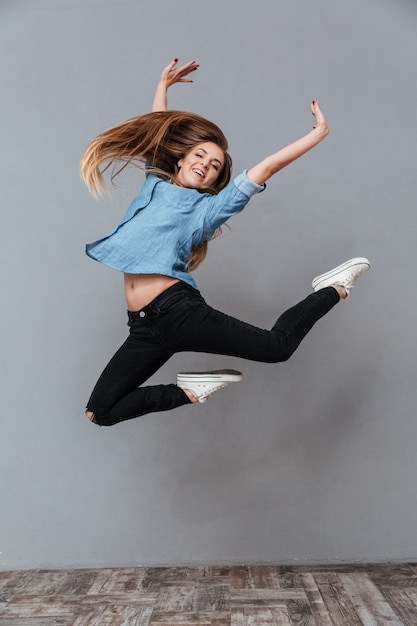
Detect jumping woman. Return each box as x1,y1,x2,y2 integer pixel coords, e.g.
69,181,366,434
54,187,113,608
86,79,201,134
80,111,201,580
81,58,370,427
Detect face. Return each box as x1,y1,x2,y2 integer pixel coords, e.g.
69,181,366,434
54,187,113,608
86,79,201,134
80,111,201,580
175,142,225,190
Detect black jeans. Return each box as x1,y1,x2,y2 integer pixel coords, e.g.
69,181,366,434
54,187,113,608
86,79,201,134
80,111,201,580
86,282,339,426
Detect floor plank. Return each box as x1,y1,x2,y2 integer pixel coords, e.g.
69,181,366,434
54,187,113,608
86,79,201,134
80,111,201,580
314,578,363,625
300,573,333,625
232,607,292,625
339,571,404,625
148,611,230,625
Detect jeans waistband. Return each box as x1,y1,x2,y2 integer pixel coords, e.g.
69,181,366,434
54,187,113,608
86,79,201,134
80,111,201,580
127,281,201,323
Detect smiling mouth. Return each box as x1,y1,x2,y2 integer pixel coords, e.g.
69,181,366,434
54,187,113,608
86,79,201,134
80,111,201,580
192,169,205,178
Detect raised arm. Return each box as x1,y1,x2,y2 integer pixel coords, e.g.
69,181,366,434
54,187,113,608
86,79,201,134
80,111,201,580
152,58,199,112
247,101,329,185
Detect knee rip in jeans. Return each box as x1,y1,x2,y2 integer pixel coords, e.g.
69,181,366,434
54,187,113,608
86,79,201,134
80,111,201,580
85,409,98,424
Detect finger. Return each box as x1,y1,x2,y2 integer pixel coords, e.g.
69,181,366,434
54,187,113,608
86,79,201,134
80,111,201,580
312,100,324,116
180,64,199,75
179,59,198,67
178,61,198,74
175,67,198,82
163,58,178,73
161,58,178,76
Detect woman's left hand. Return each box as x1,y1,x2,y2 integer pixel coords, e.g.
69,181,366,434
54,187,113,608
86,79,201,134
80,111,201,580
311,100,329,135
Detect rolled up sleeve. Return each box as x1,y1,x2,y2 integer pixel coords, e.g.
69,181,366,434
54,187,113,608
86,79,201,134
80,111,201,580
233,170,266,197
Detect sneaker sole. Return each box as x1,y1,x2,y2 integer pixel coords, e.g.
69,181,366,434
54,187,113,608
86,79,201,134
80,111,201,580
312,257,370,290
177,369,243,383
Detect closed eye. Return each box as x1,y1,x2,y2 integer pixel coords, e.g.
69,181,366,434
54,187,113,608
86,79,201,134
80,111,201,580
194,150,222,171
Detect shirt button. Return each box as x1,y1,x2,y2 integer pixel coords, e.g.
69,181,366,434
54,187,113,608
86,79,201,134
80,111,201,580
139,311,146,318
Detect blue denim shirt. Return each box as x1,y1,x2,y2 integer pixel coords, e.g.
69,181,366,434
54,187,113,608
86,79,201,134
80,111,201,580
86,170,265,289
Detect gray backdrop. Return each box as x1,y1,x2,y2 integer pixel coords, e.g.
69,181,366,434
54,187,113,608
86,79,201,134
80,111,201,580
1,0,416,570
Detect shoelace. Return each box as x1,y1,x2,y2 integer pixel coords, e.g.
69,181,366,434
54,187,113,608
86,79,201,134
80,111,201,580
339,283,353,292
200,382,229,400
337,270,360,296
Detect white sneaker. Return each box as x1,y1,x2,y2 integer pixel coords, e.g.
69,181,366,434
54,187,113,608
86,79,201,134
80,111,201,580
312,257,370,297
177,369,243,403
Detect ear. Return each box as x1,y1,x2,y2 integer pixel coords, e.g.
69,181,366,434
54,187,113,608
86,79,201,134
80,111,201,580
177,159,183,168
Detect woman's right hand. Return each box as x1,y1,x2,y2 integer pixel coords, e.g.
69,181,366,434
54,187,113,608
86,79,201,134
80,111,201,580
159,58,199,89
152,58,199,111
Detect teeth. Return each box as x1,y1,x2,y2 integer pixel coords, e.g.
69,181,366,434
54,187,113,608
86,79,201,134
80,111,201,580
193,169,204,178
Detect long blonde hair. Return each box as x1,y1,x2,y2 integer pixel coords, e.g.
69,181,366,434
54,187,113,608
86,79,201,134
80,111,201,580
80,111,232,270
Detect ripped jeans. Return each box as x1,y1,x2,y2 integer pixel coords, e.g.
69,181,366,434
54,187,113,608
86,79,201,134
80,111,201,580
86,281,339,426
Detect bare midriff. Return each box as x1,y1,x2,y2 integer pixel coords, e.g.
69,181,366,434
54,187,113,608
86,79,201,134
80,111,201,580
124,273,181,311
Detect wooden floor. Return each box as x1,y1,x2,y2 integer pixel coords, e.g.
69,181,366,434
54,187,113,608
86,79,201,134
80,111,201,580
1,564,417,625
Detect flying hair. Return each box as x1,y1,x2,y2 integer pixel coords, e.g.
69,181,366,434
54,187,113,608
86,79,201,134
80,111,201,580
80,110,232,197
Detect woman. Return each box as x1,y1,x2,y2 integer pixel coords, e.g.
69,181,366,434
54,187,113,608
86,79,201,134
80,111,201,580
81,58,370,427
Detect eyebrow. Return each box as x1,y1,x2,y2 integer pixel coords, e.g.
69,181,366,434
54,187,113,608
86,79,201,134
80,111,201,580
198,147,223,165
